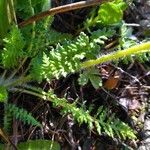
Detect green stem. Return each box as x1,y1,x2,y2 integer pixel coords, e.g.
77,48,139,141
1,70,7,79
81,42,150,69
8,57,28,80
0,0,9,39
12,88,45,99
5,75,32,87
8,0,17,24
21,84,44,94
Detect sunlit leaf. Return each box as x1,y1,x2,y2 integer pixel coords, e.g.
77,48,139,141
0,86,8,102
17,140,60,150
89,75,102,89
78,72,89,86
98,0,127,25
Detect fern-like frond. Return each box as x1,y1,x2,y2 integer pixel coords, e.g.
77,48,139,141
5,103,41,127
31,28,115,82
30,32,99,81
10,85,136,140
91,28,116,45
2,26,25,68
48,91,136,140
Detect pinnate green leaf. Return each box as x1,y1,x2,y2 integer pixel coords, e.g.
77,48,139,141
0,86,8,102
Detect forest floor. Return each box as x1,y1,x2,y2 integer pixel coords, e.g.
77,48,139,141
1,0,150,150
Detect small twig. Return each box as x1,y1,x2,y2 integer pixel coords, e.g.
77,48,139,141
66,115,77,150
0,128,18,150
19,0,111,28
125,23,140,27
110,64,142,85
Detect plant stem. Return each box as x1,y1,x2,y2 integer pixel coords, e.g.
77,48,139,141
0,128,17,150
11,88,45,99
8,0,17,24
5,75,32,87
81,42,150,69
19,0,112,27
